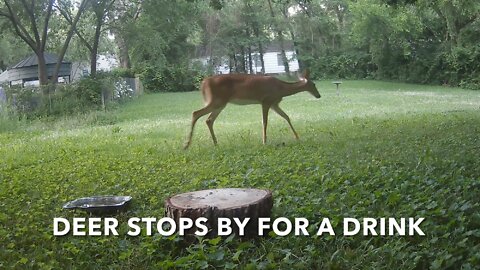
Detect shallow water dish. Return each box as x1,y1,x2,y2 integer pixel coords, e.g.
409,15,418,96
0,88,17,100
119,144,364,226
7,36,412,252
63,196,132,212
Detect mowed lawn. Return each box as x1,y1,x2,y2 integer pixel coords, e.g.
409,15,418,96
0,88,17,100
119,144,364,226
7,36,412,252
1,80,479,269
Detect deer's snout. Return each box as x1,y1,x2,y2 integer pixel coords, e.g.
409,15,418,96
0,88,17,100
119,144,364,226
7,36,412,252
311,91,321,98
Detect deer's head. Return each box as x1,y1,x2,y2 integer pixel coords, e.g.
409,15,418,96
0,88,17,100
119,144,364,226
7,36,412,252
301,70,321,98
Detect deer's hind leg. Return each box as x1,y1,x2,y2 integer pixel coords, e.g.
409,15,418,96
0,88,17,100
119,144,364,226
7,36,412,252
184,104,217,149
206,106,225,146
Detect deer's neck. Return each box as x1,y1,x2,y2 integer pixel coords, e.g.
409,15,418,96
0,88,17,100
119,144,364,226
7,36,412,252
279,80,307,97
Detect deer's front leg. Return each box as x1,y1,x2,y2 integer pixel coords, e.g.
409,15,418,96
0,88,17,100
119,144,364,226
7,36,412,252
261,103,271,144
272,103,299,140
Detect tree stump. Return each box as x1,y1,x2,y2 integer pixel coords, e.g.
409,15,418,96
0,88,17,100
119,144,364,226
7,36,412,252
165,188,273,237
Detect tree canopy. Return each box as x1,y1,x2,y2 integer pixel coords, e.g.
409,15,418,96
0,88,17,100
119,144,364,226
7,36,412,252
0,0,478,89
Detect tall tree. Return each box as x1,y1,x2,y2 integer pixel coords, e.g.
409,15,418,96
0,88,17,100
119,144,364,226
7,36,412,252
57,0,115,77
267,0,290,74
244,0,269,74
110,0,143,69
0,0,88,88
51,0,89,83
0,0,54,86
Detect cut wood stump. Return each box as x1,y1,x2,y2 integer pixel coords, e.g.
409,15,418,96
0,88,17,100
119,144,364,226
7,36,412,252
165,188,273,237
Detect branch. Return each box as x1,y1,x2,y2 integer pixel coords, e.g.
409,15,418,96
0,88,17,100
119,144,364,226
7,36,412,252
52,0,90,83
456,13,480,32
133,1,142,20
0,9,12,18
3,0,37,50
54,1,73,23
99,0,116,24
107,0,116,9
20,0,41,44
120,0,142,20
40,0,54,51
56,1,93,52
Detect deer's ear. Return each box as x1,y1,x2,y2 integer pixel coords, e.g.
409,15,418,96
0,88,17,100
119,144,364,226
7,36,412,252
303,69,310,79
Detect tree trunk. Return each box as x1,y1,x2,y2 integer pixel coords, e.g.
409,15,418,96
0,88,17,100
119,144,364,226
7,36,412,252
240,47,247,73
165,188,273,237
280,42,290,74
229,53,234,73
288,26,303,71
280,6,303,71
52,0,87,84
267,0,289,75
253,23,265,74
90,50,98,78
258,42,265,74
233,53,238,72
90,17,103,77
246,28,253,74
114,32,131,69
248,45,253,74
37,52,49,87
292,37,303,71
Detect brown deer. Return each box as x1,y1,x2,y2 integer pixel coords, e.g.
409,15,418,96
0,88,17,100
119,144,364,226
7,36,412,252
184,70,320,149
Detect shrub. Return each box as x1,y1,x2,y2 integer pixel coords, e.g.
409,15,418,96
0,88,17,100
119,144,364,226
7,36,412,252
75,77,104,106
307,50,373,80
109,68,136,78
3,86,42,118
1,73,137,118
459,77,480,90
139,63,211,93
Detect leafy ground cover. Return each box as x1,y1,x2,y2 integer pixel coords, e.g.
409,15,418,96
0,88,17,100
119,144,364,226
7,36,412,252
1,80,479,269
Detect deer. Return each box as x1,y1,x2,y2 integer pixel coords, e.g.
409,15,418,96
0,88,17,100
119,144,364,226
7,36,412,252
184,70,321,149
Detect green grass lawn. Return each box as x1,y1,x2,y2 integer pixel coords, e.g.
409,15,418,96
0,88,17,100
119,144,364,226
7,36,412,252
1,80,479,269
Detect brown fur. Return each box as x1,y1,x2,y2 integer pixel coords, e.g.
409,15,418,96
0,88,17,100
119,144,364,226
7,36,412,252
184,71,320,149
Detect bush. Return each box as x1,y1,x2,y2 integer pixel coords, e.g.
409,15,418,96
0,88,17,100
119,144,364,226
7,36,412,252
1,73,137,118
3,86,42,118
459,77,480,90
139,63,211,93
307,50,373,80
75,77,104,106
109,68,136,78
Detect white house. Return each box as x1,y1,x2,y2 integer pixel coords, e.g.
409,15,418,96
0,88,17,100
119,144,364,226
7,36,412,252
71,54,119,82
255,50,299,74
197,43,300,75
0,53,119,86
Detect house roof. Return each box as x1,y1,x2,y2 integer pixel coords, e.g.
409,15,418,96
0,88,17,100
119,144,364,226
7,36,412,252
0,70,8,83
1,53,72,83
264,42,295,53
10,52,71,69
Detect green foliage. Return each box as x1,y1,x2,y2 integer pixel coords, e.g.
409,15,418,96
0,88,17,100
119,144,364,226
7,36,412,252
2,83,99,118
309,50,373,79
0,29,30,70
3,0,480,94
140,63,211,93
1,73,136,118
1,81,479,268
3,86,42,116
289,0,480,89
74,77,104,106
109,68,137,78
